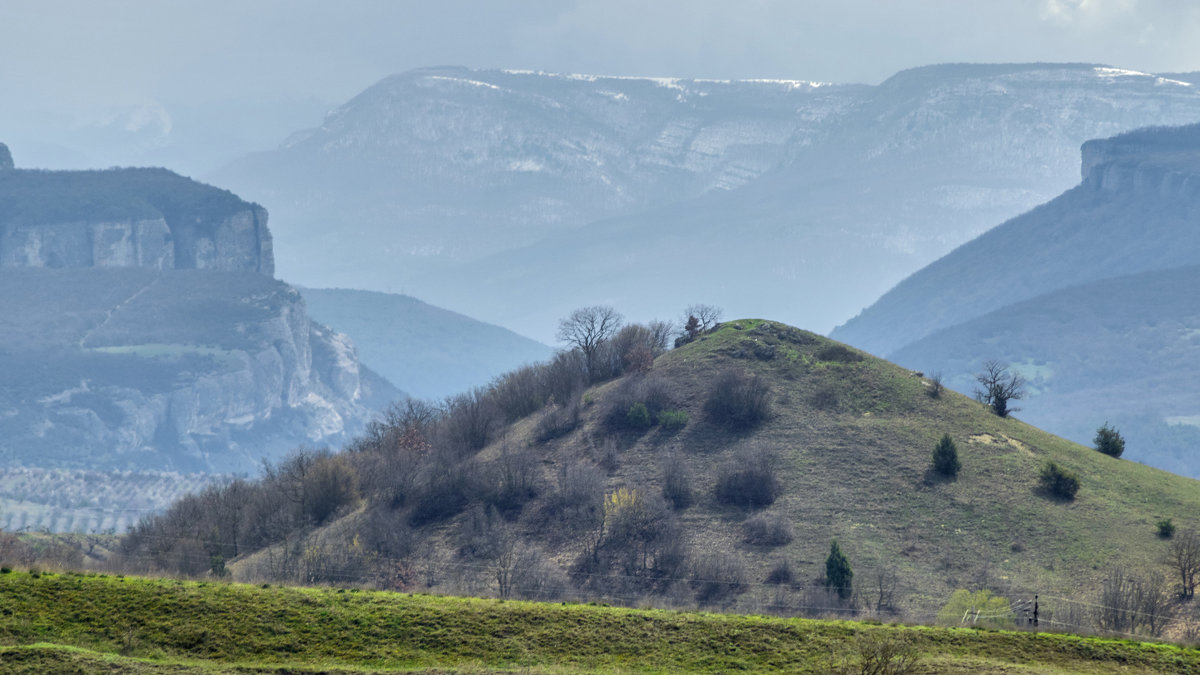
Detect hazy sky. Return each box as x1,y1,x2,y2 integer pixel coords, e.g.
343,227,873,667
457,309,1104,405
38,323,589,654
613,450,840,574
3,0,1200,170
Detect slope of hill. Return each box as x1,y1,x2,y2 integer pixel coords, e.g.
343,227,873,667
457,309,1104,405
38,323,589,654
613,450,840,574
829,123,1200,477
298,288,552,400
213,63,1200,340
833,123,1200,357
122,320,1200,634
2,571,1198,674
888,266,1200,478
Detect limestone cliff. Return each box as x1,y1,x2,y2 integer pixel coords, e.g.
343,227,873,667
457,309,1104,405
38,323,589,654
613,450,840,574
0,269,399,473
0,165,397,473
0,167,272,275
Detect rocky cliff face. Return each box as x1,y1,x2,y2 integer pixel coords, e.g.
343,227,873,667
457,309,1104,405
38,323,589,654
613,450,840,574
0,167,273,276
1080,123,1200,198
0,165,395,473
0,269,398,473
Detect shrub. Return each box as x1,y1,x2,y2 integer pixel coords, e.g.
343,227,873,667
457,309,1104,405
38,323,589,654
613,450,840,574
936,589,1014,629
714,446,780,509
851,633,921,675
742,513,794,546
764,558,794,586
656,409,689,430
705,368,770,429
1039,462,1080,500
1094,422,1125,458
815,344,863,363
534,395,582,441
931,434,961,478
927,371,944,398
691,552,747,605
661,454,693,510
625,402,652,430
1157,519,1176,539
605,376,675,431
408,452,477,526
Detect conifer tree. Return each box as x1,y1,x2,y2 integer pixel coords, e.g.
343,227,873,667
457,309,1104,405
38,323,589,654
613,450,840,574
825,540,853,600
932,434,961,477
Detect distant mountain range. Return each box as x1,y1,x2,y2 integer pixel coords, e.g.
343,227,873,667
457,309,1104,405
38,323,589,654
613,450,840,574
213,63,1200,341
833,124,1200,477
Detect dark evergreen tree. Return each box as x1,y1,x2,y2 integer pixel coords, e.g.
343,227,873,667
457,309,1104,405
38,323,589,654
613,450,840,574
1093,422,1125,458
932,433,961,477
825,540,853,600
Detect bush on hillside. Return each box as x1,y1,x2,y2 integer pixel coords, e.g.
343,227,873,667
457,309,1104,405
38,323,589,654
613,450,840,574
656,409,689,430
931,434,961,478
742,512,794,546
691,552,747,605
605,375,674,431
713,446,780,509
704,368,770,430
927,371,944,398
660,453,693,510
625,402,652,430
764,558,794,585
1039,462,1080,500
1094,423,1126,458
816,344,864,364
1156,519,1176,539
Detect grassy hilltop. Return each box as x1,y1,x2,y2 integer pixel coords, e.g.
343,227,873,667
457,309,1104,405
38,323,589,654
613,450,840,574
120,319,1200,632
1,570,1199,673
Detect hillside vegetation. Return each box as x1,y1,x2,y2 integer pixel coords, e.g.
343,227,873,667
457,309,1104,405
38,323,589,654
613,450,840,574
1,571,1198,673
0,167,254,227
117,319,1200,637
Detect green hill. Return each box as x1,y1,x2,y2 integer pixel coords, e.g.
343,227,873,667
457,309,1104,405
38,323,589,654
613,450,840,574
1,571,1198,673
120,319,1200,635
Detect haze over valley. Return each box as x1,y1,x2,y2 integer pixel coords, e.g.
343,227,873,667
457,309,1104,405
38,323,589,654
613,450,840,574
4,2,1200,671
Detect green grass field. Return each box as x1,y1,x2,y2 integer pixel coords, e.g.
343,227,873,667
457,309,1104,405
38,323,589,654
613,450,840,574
0,570,1198,673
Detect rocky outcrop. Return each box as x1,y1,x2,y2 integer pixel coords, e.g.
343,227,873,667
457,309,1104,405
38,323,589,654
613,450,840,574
0,268,399,473
0,143,12,171
1080,123,1200,198
0,167,273,275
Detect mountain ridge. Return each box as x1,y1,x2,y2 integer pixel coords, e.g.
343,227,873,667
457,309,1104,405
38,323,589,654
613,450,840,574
213,62,1200,341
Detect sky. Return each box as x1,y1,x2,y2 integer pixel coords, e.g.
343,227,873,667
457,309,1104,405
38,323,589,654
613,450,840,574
3,0,1200,172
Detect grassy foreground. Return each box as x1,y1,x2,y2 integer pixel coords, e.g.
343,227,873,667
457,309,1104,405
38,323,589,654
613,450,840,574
1,571,1198,673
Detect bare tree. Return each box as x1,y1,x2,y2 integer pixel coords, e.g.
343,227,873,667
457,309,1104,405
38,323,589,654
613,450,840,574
869,565,899,613
685,304,723,332
974,360,1026,417
1098,567,1172,637
556,306,623,381
1168,528,1200,599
